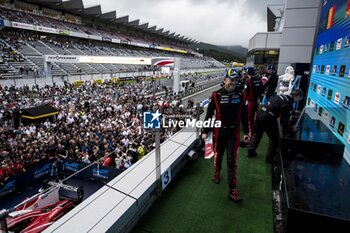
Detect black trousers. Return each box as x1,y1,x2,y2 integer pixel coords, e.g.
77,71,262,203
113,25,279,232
213,127,240,189
248,111,280,161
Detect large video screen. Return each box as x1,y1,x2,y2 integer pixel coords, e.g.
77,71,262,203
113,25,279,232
307,0,350,159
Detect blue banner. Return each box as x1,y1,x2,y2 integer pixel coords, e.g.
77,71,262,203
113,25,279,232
0,179,16,198
0,159,54,198
63,160,121,182
0,159,121,199
0,19,4,27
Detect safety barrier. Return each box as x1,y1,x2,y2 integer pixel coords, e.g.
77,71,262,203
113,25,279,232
0,159,121,199
44,126,200,233
0,159,54,199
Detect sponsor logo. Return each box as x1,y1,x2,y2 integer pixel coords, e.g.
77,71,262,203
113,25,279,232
102,37,112,42
65,162,79,172
120,39,129,45
345,36,350,47
36,26,57,33
0,180,15,193
343,96,349,109
143,110,221,129
336,38,342,50
144,110,162,129
47,55,78,62
324,111,328,121
12,22,34,30
34,163,51,179
338,122,345,136
325,65,330,75
334,92,341,104
330,116,336,128
93,168,109,179
339,65,346,77
58,30,70,35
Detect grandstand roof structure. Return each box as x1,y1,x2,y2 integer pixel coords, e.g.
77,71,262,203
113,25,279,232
22,0,196,44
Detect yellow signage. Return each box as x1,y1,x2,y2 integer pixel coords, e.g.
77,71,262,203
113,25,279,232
111,78,119,83
161,47,174,52
72,80,84,87
94,79,103,84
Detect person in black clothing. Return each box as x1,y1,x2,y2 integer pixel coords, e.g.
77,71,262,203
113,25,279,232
247,89,304,163
244,67,264,140
50,157,64,182
263,64,278,103
202,69,248,202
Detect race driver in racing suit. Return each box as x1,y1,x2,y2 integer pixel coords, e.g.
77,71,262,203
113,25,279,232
201,69,248,202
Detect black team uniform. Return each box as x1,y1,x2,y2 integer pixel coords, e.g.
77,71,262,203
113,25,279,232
245,75,263,139
247,94,295,163
264,71,278,101
203,84,248,202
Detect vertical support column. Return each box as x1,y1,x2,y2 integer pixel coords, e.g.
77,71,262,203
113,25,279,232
173,57,181,95
155,128,162,195
195,103,201,139
44,60,52,81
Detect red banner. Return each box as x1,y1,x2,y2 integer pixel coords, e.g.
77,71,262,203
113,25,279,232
204,132,214,159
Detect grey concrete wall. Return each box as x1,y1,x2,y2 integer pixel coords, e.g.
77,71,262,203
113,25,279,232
277,0,321,74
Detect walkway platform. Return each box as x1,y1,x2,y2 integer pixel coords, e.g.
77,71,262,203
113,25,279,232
132,135,273,233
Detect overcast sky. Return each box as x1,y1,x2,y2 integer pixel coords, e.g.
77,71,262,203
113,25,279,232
82,0,267,47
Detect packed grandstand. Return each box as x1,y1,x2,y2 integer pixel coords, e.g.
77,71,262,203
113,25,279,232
0,0,224,81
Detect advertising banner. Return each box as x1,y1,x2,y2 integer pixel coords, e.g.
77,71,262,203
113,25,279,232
0,158,121,199
45,55,79,63
63,160,121,182
0,178,16,198
36,25,57,34
58,29,70,36
161,47,174,52
68,31,88,39
111,78,119,83
175,49,187,54
64,160,80,173
79,56,152,65
151,57,174,67
0,159,54,199
102,37,112,42
72,80,85,87
0,19,4,27
112,38,120,44
129,42,148,48
94,79,103,85
88,35,102,41
11,21,34,30
120,39,130,45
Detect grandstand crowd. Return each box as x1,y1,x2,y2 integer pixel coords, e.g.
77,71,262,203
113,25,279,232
0,75,206,185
